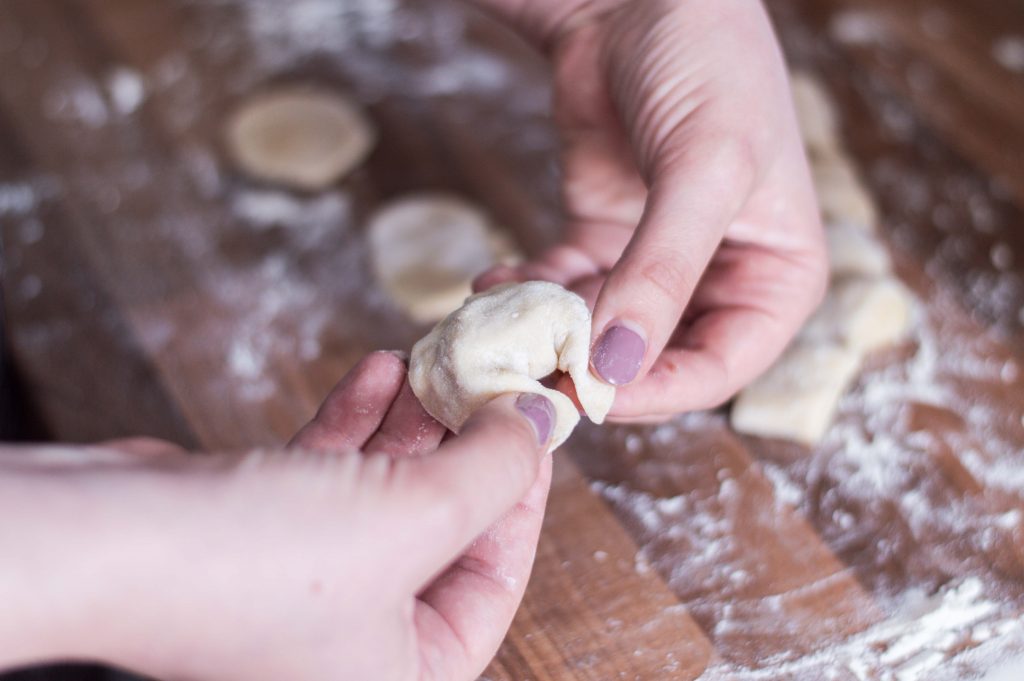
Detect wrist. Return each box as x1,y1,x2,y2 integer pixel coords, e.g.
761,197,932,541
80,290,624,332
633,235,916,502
0,448,189,675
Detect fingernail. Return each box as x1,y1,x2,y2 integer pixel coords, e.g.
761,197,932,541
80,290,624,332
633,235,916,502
516,394,555,446
386,350,410,364
592,324,646,385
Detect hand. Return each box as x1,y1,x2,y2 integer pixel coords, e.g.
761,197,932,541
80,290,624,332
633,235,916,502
475,0,828,421
0,352,555,681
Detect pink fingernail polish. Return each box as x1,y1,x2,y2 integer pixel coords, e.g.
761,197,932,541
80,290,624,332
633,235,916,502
592,325,646,385
516,394,555,445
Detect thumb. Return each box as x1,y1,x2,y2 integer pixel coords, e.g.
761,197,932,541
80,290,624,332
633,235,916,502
390,393,554,581
589,137,754,388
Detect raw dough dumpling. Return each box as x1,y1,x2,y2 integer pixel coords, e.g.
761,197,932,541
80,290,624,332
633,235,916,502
730,342,861,445
226,87,375,191
800,276,913,353
813,157,878,232
368,194,520,324
409,281,615,451
826,221,892,278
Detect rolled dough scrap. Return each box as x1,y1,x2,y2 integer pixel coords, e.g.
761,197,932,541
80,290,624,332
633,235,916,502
826,221,891,278
730,342,861,445
813,157,878,232
790,71,841,156
368,194,521,324
409,281,616,451
801,276,913,353
225,87,375,191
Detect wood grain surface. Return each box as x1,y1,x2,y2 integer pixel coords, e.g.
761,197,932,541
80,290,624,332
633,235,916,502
2,0,1024,678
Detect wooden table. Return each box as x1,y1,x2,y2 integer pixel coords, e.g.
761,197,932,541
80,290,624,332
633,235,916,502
3,0,1024,678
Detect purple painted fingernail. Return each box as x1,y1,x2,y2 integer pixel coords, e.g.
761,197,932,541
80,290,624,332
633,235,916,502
592,325,646,385
516,394,555,445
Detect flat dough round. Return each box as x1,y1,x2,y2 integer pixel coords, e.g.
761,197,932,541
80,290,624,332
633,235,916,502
226,87,375,191
409,281,616,451
368,194,520,324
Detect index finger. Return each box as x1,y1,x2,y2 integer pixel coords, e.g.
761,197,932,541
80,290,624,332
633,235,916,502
588,134,753,391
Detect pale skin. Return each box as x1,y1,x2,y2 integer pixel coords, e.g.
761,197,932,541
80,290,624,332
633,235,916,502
476,0,827,419
1,353,553,681
0,0,826,678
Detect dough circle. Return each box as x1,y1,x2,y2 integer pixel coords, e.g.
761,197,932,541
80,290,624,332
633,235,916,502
225,87,375,191
368,194,520,324
409,281,615,451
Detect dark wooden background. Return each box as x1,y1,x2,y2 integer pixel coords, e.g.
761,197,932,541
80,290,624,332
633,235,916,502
2,0,1024,678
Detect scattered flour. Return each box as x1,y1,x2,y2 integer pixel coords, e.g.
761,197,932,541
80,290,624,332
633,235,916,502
214,255,330,401
830,10,887,46
106,67,147,115
0,183,38,216
43,77,109,128
992,36,1024,74
981,655,1024,681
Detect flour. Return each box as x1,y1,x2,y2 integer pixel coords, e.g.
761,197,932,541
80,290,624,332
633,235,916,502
213,255,330,401
0,177,60,219
830,10,887,46
0,183,38,217
690,577,1021,680
981,655,1024,681
993,36,1024,74
43,77,109,128
106,67,147,116
231,189,351,251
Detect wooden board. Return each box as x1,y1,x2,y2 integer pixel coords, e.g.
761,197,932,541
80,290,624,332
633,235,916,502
3,0,1024,678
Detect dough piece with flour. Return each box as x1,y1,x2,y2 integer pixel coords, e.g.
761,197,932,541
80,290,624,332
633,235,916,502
813,156,878,232
409,281,615,451
826,221,892,278
790,71,841,157
226,87,375,191
801,277,913,353
731,342,861,445
369,194,520,324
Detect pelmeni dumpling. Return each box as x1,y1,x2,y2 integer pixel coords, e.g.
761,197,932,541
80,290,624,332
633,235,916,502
409,281,615,451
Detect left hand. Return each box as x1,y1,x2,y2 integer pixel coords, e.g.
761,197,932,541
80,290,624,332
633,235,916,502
0,352,553,681
475,0,828,422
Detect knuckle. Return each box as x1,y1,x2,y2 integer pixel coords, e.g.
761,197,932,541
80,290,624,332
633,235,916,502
390,457,474,537
696,134,758,194
655,129,758,192
634,253,696,302
430,484,473,536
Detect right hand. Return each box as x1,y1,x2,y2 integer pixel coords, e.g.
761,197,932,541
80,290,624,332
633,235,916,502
474,0,828,421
